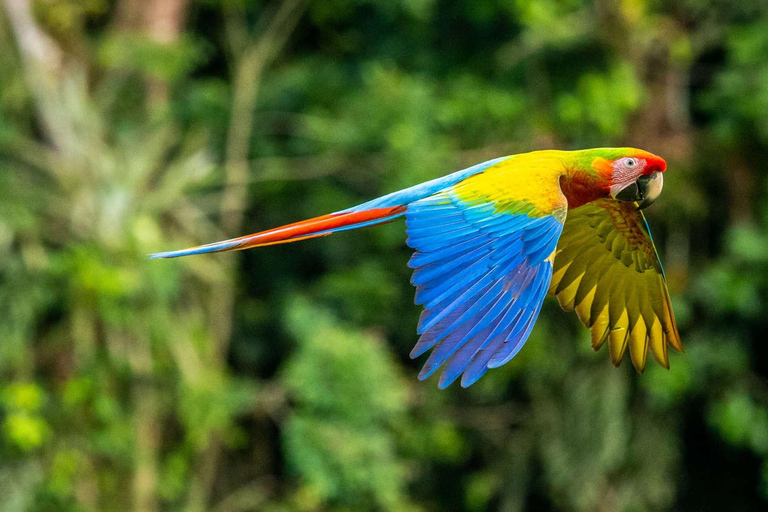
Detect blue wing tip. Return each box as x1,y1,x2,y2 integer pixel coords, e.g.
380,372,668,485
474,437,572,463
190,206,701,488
460,371,484,388
437,372,460,389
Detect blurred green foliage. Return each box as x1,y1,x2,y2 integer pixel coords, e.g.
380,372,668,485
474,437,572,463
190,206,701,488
2,0,768,511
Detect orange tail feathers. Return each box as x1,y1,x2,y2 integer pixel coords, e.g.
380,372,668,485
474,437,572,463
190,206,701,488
149,205,406,259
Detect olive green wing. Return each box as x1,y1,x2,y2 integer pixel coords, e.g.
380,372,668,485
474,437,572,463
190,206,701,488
549,199,681,371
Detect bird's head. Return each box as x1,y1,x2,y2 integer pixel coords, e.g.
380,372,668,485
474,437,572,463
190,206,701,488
594,149,667,210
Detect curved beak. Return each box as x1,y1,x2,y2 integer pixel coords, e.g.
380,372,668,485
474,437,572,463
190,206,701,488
611,172,664,210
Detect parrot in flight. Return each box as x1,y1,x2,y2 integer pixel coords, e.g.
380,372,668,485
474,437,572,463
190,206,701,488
151,148,681,388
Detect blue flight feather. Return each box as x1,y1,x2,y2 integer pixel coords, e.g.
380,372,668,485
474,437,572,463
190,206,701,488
405,189,565,387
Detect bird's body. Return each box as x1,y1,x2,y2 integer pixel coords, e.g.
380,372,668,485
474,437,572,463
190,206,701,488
152,148,681,387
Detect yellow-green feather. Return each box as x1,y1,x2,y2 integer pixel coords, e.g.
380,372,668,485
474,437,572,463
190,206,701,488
548,199,681,371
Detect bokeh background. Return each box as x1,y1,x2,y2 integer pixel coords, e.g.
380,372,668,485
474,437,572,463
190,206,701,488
2,0,768,511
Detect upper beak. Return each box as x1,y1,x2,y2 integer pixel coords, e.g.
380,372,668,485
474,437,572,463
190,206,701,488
611,172,664,210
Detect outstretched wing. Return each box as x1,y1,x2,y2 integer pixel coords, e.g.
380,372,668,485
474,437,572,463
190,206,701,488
549,199,681,371
407,161,567,388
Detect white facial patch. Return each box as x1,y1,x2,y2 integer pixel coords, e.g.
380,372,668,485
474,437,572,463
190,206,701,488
612,157,647,185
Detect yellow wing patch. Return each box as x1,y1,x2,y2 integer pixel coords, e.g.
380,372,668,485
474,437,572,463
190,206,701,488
549,199,681,371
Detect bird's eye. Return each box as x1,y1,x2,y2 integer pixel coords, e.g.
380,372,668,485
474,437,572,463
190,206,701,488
625,158,637,168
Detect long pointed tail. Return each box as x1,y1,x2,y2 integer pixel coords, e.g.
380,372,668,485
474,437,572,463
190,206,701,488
149,205,406,259
150,156,509,259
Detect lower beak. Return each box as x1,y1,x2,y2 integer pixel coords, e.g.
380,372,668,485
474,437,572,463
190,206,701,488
612,172,664,210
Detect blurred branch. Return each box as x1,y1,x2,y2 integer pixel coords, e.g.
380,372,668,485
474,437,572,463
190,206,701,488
186,2,309,511
2,0,69,150
133,369,161,512
113,0,144,31
2,0,62,71
220,0,309,235
727,154,756,225
144,0,190,43
144,0,191,108
111,0,192,109
212,0,309,383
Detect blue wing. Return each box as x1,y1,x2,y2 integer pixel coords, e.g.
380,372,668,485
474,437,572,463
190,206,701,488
406,191,565,388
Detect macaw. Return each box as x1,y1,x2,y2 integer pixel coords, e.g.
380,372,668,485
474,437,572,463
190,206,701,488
152,148,681,388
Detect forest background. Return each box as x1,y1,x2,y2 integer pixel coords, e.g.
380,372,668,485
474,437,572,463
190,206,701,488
2,1,768,511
